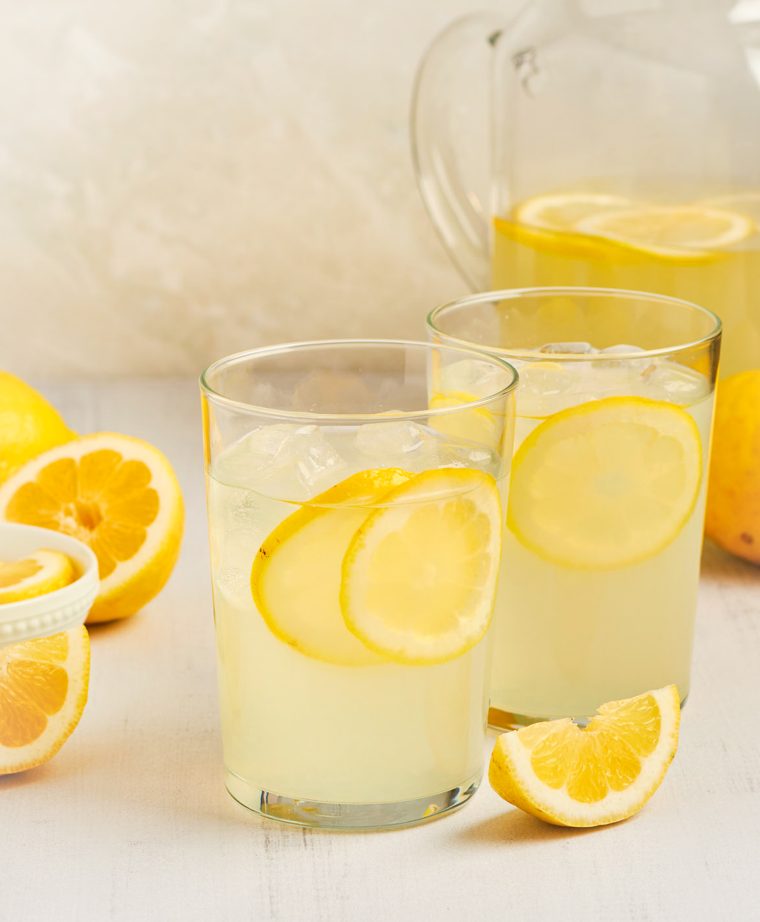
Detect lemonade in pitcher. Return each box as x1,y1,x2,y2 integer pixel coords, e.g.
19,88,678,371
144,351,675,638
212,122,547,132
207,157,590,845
493,191,760,376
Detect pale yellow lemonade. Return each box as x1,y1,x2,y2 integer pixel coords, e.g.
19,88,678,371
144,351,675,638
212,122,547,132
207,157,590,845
490,355,712,722
492,192,760,375
207,423,506,806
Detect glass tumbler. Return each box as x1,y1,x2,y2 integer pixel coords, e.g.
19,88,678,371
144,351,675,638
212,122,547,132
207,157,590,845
200,340,517,828
428,288,721,728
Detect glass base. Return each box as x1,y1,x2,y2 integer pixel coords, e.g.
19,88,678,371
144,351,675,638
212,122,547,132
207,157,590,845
225,770,481,830
489,693,689,731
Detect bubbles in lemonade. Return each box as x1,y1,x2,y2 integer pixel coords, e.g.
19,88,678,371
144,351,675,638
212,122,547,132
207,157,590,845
490,350,713,724
207,423,507,808
492,191,760,375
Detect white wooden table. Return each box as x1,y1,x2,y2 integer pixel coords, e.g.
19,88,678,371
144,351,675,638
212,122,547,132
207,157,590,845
3,378,759,922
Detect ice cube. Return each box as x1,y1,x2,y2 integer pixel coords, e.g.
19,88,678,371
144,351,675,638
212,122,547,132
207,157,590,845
215,566,249,606
355,420,441,471
356,420,426,455
599,343,646,355
539,342,598,355
435,358,510,398
214,423,347,499
294,426,347,494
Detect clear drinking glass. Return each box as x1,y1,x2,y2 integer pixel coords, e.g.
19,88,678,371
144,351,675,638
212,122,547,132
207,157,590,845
428,288,721,729
200,340,517,829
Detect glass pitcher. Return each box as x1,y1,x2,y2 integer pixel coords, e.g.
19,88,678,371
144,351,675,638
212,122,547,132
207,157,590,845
412,0,760,375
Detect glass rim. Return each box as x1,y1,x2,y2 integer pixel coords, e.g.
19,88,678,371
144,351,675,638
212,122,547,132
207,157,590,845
427,286,722,363
199,338,519,423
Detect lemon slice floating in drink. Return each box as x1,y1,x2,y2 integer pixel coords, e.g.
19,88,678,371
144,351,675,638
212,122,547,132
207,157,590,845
577,204,753,259
489,685,680,827
514,191,633,232
508,396,702,569
340,468,501,665
252,468,412,666
0,549,75,604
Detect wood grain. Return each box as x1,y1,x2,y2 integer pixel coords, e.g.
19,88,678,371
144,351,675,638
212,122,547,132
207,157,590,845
2,378,758,921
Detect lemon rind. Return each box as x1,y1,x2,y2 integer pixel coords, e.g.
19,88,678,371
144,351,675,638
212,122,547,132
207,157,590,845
0,625,90,775
489,685,680,827
251,468,413,666
340,469,502,666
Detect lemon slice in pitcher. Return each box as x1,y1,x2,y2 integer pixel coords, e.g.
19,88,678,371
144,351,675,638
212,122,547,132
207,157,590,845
340,468,501,664
577,204,753,258
508,397,702,569
514,192,632,232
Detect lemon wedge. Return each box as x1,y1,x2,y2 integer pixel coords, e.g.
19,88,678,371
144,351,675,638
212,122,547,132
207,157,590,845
340,468,502,665
251,468,412,666
508,397,702,569
0,549,75,604
577,204,754,258
514,192,632,232
489,685,680,827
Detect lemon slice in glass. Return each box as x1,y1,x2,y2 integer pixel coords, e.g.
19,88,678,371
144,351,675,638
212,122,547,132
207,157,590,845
251,468,412,666
508,397,702,569
340,468,502,665
577,204,754,258
489,685,680,827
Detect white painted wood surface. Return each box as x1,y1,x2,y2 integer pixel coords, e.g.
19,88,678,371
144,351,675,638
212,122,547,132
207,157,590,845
2,378,759,922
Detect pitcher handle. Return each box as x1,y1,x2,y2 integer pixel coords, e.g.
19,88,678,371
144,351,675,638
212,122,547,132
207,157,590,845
411,12,507,290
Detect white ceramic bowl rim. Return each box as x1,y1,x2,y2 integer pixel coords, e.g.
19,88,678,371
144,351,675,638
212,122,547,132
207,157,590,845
0,524,99,647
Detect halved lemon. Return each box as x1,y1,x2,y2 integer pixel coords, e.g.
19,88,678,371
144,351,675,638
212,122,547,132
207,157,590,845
0,433,184,623
0,625,90,774
252,468,412,666
0,549,75,604
489,685,680,827
577,204,754,258
513,192,633,232
508,397,702,569
340,468,502,665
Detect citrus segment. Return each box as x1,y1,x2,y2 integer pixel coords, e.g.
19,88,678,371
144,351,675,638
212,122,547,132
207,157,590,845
340,468,502,665
0,549,75,604
508,397,702,569
0,625,90,774
251,468,413,666
0,433,184,622
489,685,680,827
577,204,753,258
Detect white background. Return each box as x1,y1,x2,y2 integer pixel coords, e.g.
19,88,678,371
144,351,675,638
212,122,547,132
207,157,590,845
0,0,509,378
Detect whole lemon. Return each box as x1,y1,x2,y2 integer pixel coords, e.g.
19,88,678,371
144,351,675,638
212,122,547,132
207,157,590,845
705,370,760,564
0,372,74,483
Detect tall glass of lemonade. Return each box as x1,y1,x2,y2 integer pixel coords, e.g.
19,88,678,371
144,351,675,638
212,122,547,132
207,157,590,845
428,289,720,728
200,340,517,828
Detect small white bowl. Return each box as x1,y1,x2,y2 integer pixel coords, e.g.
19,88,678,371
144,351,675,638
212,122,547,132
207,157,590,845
0,523,99,647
